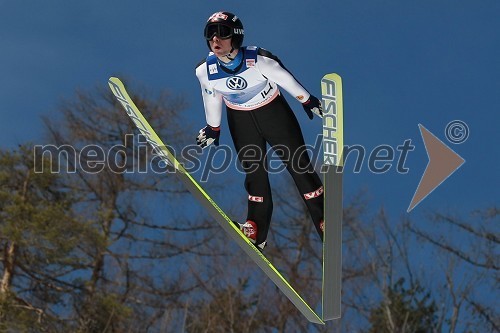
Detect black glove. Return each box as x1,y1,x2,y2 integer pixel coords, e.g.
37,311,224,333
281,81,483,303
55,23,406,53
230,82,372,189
196,125,220,148
302,95,323,119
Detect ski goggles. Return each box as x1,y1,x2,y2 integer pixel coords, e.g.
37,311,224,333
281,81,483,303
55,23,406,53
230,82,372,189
204,23,233,40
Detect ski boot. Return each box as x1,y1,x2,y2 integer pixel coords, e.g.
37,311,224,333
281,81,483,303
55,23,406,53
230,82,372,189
233,220,266,251
236,220,258,243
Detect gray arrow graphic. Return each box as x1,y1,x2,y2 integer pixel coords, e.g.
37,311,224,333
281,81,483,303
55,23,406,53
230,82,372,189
408,124,466,212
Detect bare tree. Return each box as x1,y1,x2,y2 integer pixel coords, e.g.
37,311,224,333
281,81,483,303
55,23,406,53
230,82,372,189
39,81,219,331
407,208,499,332
5,79,496,333
0,145,93,332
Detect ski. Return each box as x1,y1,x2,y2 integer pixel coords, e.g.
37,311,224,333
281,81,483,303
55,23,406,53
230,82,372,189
107,77,324,325
321,73,344,321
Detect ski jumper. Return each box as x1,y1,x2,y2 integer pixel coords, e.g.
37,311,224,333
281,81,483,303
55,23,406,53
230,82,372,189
196,46,324,245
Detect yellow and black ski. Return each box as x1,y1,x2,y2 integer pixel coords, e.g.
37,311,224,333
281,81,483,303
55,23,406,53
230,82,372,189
321,73,344,321
108,77,324,325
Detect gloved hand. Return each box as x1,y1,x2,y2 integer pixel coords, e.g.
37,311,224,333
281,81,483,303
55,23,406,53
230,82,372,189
196,124,220,148
302,95,323,119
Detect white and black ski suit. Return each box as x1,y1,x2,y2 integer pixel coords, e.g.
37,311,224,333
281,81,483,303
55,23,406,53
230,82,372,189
196,46,324,245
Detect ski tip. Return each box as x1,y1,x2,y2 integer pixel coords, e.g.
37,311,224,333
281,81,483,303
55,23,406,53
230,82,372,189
108,76,123,85
321,73,342,82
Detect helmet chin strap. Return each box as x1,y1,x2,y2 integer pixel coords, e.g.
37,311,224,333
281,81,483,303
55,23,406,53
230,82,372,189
225,47,235,60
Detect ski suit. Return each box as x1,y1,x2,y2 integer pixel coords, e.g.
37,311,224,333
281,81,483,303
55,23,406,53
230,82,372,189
196,46,324,245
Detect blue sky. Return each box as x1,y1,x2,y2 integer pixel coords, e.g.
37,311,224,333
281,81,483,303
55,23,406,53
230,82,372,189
1,0,499,218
